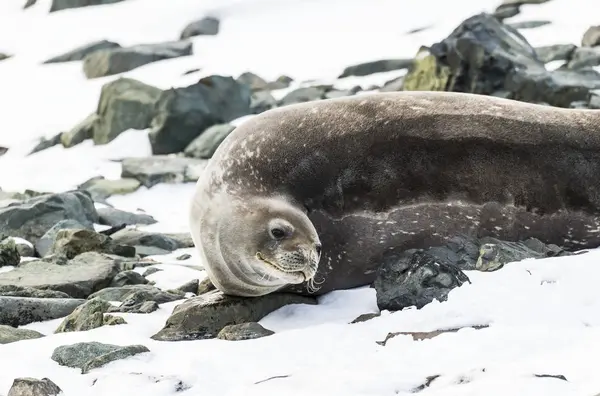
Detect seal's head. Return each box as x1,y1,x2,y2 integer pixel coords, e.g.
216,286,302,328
191,194,322,297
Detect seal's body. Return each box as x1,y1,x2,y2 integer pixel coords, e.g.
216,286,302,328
190,91,600,297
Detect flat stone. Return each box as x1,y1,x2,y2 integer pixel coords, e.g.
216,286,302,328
0,296,85,326
0,325,45,344
7,377,62,396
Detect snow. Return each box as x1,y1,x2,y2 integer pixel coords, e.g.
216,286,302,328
1,0,600,395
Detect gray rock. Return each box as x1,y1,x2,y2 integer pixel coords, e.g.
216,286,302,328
379,76,404,92
350,313,380,324
77,176,141,201
89,284,183,304
589,89,600,109
93,77,162,145
142,267,162,277
534,44,577,63
54,298,111,333
177,253,191,260
582,26,600,48
567,47,600,69
52,341,119,368
24,0,37,9
0,190,98,246
217,322,274,341
279,86,327,106
493,0,552,20
35,219,88,257
121,156,207,188
180,16,220,39
43,40,121,64
109,270,148,287
0,325,44,344
149,75,252,155
174,279,199,294
107,287,184,313
250,91,277,114
183,124,236,159
0,238,20,267
49,228,135,259
197,277,216,295
338,58,413,78
104,314,127,325
0,252,122,299
7,377,62,396
324,88,359,100
28,133,62,155
237,72,269,91
264,75,293,91
97,207,157,227
0,296,85,326
9,238,35,257
151,290,316,341
109,229,192,252
0,53,12,62
373,250,471,311
60,113,97,148
0,285,70,298
81,344,149,374
83,40,192,79
508,20,551,30
134,245,171,257
475,237,569,272
50,0,125,12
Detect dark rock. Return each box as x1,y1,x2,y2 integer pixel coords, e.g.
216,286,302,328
48,228,136,259
197,277,216,295
142,267,162,277
0,190,98,245
121,156,207,188
89,284,183,304
350,312,380,323
108,287,184,313
180,16,220,39
78,176,141,201
93,77,162,145
0,238,20,267
582,26,600,47
174,279,199,294
135,246,171,257
0,146,8,156
28,133,62,155
82,344,149,374
83,40,192,79
104,314,127,325
151,290,316,341
50,0,125,12
265,75,293,91
250,91,277,114
279,86,327,106
109,270,148,287
0,325,44,344
237,72,269,91
149,75,252,155
97,207,157,227
0,53,12,62
43,40,121,64
176,253,191,260
508,20,551,30
54,298,111,333
24,0,37,9
338,58,413,78
108,229,194,253
493,0,551,20
217,322,274,341
534,44,577,63
0,252,122,299
567,47,600,69
7,377,62,396
373,250,470,311
60,113,97,148
0,285,70,298
35,219,88,257
379,76,405,92
183,124,235,159
0,296,85,326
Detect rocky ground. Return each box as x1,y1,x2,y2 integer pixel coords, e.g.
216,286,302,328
1,0,600,395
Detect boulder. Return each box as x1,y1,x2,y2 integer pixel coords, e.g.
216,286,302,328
121,155,207,187
97,207,157,227
43,40,121,63
60,113,97,148
7,378,62,396
0,238,20,267
180,16,220,39
51,341,149,374
582,26,600,48
35,219,89,257
534,44,577,63
54,298,113,332
0,325,44,345
148,75,252,154
183,123,235,159
217,322,274,341
48,228,135,259
0,296,85,326
279,86,328,106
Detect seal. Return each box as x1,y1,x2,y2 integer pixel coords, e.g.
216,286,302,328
189,91,600,297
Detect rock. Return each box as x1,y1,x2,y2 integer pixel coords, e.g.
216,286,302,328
143,267,162,277
89,284,183,304
180,16,220,39
97,207,157,227
0,53,12,62
589,89,600,109
0,296,85,326
109,229,192,254
43,40,121,64
93,77,162,145
8,237,35,257
475,237,567,271
51,341,150,374
237,72,269,91
0,285,70,298
0,146,8,156
78,176,141,201
24,0,37,9
60,113,97,148
28,133,62,155
149,75,252,154
183,124,236,159
54,298,111,333
108,287,184,313
197,277,216,295
50,0,125,12
279,86,327,106
151,290,316,341
493,0,552,20
534,44,577,63
109,270,148,287
265,75,293,91
7,377,62,396
379,76,405,92
48,228,135,259
377,325,488,346
508,20,551,30
582,26,600,47
250,91,278,114
0,325,44,344
373,250,470,311
174,279,199,294
0,190,98,245
35,219,89,257
350,313,380,324
183,161,207,182
121,156,207,188
177,253,191,260
0,252,122,299
104,314,126,325
567,47,600,69
81,344,149,374
0,238,20,267
83,40,192,79
338,58,413,78
217,322,274,341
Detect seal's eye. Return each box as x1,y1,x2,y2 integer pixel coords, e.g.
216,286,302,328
270,228,286,240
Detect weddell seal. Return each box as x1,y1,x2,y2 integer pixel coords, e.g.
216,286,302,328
189,91,600,297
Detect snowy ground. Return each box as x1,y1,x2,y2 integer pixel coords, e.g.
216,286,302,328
1,0,600,395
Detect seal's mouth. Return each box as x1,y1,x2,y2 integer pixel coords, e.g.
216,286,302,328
256,252,307,281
